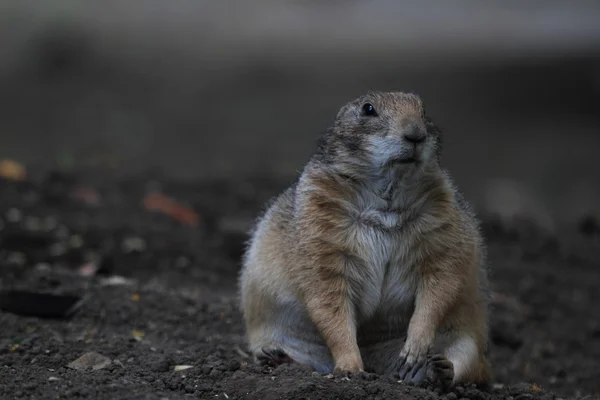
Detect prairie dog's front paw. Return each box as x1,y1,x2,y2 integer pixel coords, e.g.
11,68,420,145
334,353,364,373
397,339,432,383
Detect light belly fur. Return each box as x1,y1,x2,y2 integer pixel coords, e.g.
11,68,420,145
344,209,420,341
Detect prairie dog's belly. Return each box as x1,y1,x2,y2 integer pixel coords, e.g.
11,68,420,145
356,262,418,345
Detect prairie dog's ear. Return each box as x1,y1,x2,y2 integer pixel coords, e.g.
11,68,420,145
335,102,353,121
334,101,362,127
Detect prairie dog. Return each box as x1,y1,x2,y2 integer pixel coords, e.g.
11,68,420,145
239,91,491,389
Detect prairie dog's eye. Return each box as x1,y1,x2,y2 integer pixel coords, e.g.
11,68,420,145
361,103,378,117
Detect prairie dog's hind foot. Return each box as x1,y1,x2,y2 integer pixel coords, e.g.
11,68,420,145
255,346,294,368
425,354,455,390
395,353,454,391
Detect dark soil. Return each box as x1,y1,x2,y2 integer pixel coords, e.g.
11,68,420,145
0,171,599,400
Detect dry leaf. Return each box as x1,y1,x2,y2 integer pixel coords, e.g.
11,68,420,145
142,192,199,227
131,329,145,341
9,344,19,352
0,159,26,181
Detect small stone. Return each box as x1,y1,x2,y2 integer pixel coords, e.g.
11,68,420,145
43,216,58,231
24,216,42,231
48,377,60,382
69,235,84,248
175,256,190,269
446,393,458,400
100,276,135,286
55,225,70,239
7,252,26,265
121,237,146,253
49,242,68,257
174,365,194,371
35,263,52,272
67,352,112,372
6,208,22,223
231,370,245,380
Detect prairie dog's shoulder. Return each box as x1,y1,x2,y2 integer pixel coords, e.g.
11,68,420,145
248,183,298,242
442,170,485,243
440,169,490,288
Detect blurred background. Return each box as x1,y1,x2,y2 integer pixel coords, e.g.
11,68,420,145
1,0,600,227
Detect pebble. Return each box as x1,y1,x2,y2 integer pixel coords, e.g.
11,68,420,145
175,256,190,269
43,216,58,231
35,263,52,272
7,252,26,265
49,242,68,257
24,216,41,231
55,225,70,239
70,235,84,248
446,393,458,400
67,352,112,372
121,236,146,253
174,365,194,372
6,208,22,223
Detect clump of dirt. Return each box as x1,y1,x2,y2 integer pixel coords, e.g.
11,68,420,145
0,172,598,400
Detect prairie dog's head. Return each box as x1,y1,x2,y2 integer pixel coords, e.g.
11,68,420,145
317,91,442,177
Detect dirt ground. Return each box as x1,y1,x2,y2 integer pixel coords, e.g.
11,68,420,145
0,170,599,400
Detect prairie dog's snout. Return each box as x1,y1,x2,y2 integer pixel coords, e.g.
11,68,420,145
397,118,428,162
367,116,431,166
401,119,427,144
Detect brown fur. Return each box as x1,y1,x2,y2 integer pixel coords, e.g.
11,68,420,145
239,91,491,387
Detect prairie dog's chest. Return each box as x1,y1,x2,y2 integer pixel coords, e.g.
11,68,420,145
345,203,420,319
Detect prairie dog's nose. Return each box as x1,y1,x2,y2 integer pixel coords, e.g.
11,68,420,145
402,122,426,143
